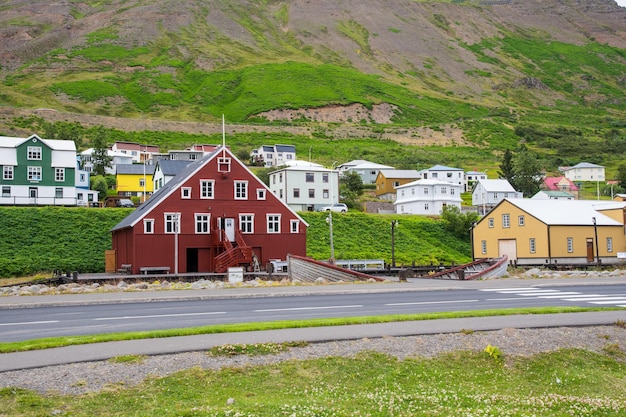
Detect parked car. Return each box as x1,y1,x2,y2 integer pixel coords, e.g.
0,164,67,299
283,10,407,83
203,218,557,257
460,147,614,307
116,199,135,208
320,203,348,213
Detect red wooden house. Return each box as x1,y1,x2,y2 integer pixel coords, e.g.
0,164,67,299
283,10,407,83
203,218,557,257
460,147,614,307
110,146,307,274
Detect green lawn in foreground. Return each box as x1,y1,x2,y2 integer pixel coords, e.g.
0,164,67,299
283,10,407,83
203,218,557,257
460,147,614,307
2,348,624,416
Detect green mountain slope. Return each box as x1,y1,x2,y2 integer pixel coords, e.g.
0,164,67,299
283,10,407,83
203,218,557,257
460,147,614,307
1,0,626,173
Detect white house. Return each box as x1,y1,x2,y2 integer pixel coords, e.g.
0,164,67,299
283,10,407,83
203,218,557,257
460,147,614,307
561,162,605,182
532,190,575,200
74,157,99,206
80,148,133,175
251,144,296,167
472,179,522,214
153,159,192,191
111,141,159,163
337,159,394,184
268,162,338,212
393,179,462,215
465,171,488,192
420,165,465,188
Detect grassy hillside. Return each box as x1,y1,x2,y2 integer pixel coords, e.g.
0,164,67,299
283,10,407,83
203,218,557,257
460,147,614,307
0,208,470,278
1,0,626,177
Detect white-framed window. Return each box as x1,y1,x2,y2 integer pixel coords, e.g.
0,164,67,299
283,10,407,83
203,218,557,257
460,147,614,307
305,172,314,183
200,180,214,199
165,213,180,234
567,237,573,253
257,189,266,200
529,238,536,254
181,187,192,199
424,203,429,211
27,146,42,160
323,189,329,199
267,214,280,233
424,188,428,195
195,213,211,234
2,186,10,197
607,237,613,253
290,219,299,233
234,181,248,200
293,188,300,198
488,218,494,228
481,240,487,254
28,166,42,181
279,189,283,199
218,157,231,173
240,214,254,233
3,166,13,180
441,187,447,194
308,189,315,198
451,188,455,195
518,215,525,226
54,168,65,182
55,187,63,198
279,173,283,183
322,173,329,183
502,214,510,228
139,178,145,188
144,219,154,234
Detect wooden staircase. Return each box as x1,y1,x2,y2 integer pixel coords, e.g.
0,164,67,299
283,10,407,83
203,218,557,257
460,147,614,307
215,230,253,273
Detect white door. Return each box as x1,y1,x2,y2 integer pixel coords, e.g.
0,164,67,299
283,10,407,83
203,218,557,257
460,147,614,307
224,218,235,241
498,239,517,261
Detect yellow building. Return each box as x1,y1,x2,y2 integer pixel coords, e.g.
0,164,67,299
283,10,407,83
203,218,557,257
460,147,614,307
472,199,626,266
116,164,155,201
375,169,421,200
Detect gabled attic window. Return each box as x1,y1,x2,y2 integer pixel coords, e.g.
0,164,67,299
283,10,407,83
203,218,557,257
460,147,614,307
218,157,231,173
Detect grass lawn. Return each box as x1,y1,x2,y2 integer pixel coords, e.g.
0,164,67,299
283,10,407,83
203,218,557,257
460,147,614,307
2,348,625,416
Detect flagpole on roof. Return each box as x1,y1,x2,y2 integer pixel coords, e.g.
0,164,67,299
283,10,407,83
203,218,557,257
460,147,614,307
222,114,226,157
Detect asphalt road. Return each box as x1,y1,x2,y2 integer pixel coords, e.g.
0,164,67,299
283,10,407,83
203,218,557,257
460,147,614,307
1,276,625,371
2,284,626,342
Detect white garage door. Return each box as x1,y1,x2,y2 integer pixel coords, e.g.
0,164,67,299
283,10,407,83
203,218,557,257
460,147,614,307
498,239,517,261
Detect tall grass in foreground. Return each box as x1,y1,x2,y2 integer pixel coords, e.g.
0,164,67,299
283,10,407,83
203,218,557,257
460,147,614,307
1,349,624,416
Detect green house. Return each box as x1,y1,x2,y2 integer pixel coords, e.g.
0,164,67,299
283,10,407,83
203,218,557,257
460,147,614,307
0,134,78,205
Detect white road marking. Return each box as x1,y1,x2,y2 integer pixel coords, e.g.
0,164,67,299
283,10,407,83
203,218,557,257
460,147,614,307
481,287,626,307
561,297,626,302
93,312,226,321
255,305,363,312
386,300,478,306
0,320,59,327
535,292,583,298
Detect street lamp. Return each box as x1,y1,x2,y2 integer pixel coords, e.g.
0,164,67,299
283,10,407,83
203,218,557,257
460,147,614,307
328,161,338,264
173,213,180,275
592,216,600,267
391,220,399,267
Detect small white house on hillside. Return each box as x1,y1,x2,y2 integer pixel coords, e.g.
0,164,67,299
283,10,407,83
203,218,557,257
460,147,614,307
393,179,462,215
337,160,394,184
472,179,522,214
561,162,605,182
268,162,338,212
420,165,464,188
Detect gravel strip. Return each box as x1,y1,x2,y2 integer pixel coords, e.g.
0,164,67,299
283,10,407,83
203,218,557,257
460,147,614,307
1,325,624,395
